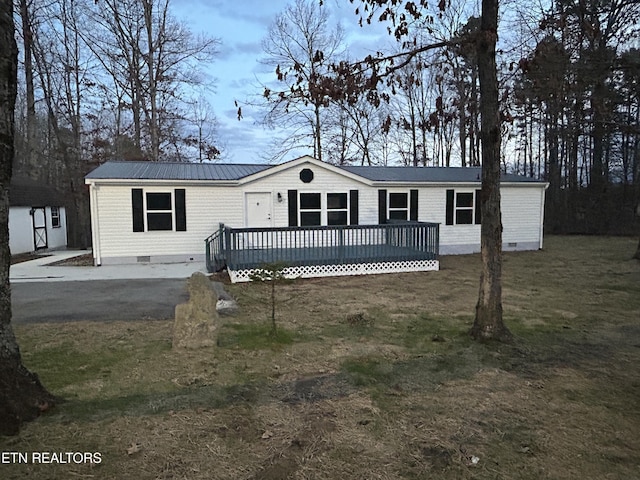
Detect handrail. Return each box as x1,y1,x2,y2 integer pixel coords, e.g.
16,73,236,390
204,223,226,273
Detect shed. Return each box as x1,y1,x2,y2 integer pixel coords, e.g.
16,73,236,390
85,156,548,281
9,177,68,254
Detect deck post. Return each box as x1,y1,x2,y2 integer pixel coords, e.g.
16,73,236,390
218,223,225,258
223,225,232,269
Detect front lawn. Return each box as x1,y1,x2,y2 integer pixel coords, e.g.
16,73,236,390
3,235,640,479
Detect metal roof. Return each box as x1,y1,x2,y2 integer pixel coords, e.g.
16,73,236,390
85,160,544,184
340,165,544,183
85,161,271,181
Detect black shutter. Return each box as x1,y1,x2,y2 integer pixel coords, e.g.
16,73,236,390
175,189,186,231
475,189,482,225
445,189,454,225
410,189,419,221
132,188,144,232
378,189,387,224
349,190,359,225
288,190,298,226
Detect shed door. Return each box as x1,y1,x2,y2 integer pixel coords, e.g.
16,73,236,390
245,192,273,228
31,207,48,250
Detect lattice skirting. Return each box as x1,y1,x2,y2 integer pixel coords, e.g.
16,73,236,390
228,259,440,283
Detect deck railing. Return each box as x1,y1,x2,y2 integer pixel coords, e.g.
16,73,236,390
205,222,439,273
204,224,226,273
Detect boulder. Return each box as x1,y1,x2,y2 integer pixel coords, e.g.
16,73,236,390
173,272,218,349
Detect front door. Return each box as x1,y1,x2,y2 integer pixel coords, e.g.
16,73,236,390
31,207,48,250
245,192,273,228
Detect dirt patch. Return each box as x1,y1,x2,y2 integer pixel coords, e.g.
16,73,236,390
46,253,93,266
10,253,49,264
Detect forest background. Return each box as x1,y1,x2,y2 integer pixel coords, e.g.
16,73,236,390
11,0,640,248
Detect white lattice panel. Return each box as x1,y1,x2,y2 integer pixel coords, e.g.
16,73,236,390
228,259,439,283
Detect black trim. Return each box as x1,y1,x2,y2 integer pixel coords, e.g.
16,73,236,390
410,189,418,221
445,189,454,226
288,190,298,226
175,189,186,231
378,190,387,224
299,168,314,183
349,190,359,225
132,188,144,232
475,189,482,225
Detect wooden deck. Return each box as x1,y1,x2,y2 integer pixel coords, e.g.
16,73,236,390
223,244,437,271
205,222,439,280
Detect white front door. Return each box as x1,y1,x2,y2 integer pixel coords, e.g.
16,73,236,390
245,192,273,228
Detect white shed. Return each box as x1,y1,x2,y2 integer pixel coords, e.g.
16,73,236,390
85,156,547,281
9,178,68,255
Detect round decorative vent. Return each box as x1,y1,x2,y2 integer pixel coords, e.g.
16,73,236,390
300,168,314,183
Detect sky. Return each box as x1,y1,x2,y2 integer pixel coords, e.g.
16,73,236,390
172,0,390,164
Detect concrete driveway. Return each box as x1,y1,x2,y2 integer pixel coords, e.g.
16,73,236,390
10,251,205,323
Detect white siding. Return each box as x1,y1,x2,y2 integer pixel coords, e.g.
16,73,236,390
9,207,34,254
89,160,546,263
240,165,374,226
9,206,67,254
94,184,244,261
501,186,544,247
46,206,67,249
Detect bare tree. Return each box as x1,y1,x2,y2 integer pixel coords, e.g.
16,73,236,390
322,0,511,341
85,0,221,161
0,0,55,435
260,0,345,162
468,0,511,341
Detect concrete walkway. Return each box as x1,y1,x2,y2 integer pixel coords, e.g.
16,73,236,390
10,250,207,283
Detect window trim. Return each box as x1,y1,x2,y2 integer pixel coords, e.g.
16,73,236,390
132,188,187,233
145,192,174,231
455,192,474,225
446,189,481,226
51,206,61,228
388,192,409,221
327,192,348,226
297,192,352,226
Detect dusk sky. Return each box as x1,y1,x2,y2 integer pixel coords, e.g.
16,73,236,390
172,0,391,164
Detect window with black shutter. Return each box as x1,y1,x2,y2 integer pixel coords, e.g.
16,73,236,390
131,188,187,232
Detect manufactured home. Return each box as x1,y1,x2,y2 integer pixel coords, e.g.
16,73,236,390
85,156,547,282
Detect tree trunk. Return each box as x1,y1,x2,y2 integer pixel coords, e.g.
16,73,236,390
634,237,640,260
19,0,38,179
469,0,512,342
0,3,56,436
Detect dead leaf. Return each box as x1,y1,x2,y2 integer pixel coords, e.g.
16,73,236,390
127,443,142,455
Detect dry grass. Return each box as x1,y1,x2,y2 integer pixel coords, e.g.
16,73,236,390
2,235,640,479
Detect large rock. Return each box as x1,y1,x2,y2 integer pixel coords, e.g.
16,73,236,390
173,272,218,349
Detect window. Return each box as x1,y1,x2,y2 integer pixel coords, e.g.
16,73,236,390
327,193,348,225
455,192,474,225
378,189,418,223
51,207,61,228
132,188,187,232
146,193,173,231
388,193,408,220
446,189,481,225
289,191,356,226
299,193,321,226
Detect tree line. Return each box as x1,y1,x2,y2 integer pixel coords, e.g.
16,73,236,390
13,0,220,247
259,0,640,236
